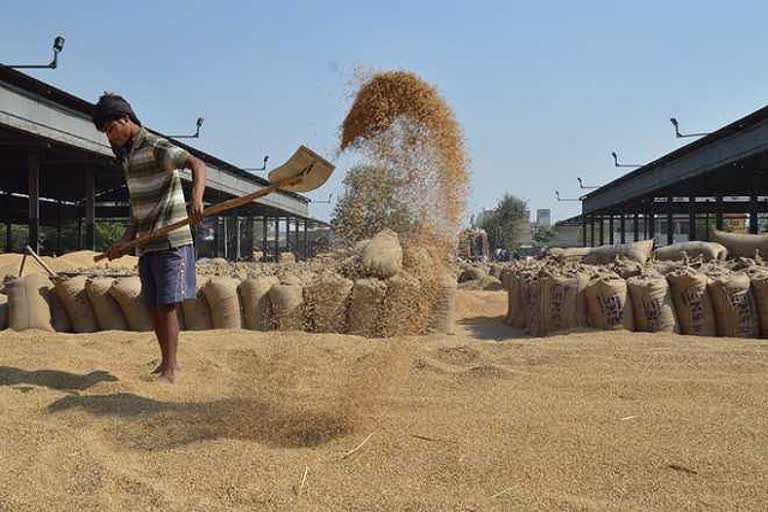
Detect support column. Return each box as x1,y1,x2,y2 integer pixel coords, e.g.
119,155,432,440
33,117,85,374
688,196,696,241
4,191,12,252
56,200,63,255
620,214,626,244
589,218,595,247
294,218,300,255
581,217,587,247
303,219,309,258
705,212,710,240
274,217,280,261
235,217,242,260
750,192,759,234
648,201,656,240
716,196,724,230
222,217,228,259
667,196,674,245
262,216,268,259
28,153,40,254
633,213,639,242
609,214,615,245
599,215,604,246
84,168,96,250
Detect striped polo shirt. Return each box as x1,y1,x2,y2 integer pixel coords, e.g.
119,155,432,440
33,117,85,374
121,127,194,256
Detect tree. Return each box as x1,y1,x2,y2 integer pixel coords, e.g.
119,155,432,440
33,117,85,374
532,225,558,244
331,165,415,244
479,194,529,249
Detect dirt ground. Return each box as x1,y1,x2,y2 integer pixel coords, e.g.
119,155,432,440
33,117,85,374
1,290,767,511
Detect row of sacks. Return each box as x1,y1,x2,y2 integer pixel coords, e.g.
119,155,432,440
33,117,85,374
0,270,457,337
548,231,768,266
502,267,768,338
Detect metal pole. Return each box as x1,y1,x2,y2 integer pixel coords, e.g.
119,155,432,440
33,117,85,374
85,168,96,250
609,214,615,245
633,213,639,242
274,217,280,261
689,195,696,241
620,213,626,244
716,196,724,230
4,191,12,252
262,216,268,259
28,152,40,254
56,199,63,255
667,196,674,245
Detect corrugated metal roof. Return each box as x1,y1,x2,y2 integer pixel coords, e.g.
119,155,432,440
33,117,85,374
0,64,309,204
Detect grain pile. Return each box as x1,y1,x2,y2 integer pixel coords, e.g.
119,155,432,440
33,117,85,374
339,70,470,256
1,290,768,510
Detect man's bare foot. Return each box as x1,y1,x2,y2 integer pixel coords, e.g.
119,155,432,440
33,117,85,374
158,370,175,384
151,363,181,375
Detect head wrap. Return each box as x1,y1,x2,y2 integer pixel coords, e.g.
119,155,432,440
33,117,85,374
92,93,142,130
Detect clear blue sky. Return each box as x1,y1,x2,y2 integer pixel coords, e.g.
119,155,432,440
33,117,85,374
3,1,768,224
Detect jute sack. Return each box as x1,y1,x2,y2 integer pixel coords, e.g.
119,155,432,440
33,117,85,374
583,240,654,265
584,278,635,331
303,273,353,333
268,283,304,331
667,272,717,336
49,291,72,333
239,276,279,330
279,252,296,264
711,229,768,258
0,293,8,330
520,275,541,331
54,275,98,333
7,274,54,332
489,264,503,280
749,273,768,337
459,266,487,283
379,271,425,337
655,241,727,262
708,273,759,338
627,276,678,333
348,278,388,337
428,272,457,335
548,247,592,263
501,269,522,327
181,279,213,331
361,229,403,279
109,277,152,332
203,277,242,329
86,278,127,331
527,273,589,336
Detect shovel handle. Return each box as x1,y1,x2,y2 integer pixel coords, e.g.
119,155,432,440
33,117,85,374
94,176,302,263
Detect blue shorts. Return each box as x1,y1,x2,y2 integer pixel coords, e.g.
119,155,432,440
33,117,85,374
138,244,197,308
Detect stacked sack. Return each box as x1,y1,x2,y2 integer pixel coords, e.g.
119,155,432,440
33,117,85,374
503,239,768,338
0,230,457,338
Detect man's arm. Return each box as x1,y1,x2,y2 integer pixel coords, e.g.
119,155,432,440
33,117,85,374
184,155,206,224
106,217,137,260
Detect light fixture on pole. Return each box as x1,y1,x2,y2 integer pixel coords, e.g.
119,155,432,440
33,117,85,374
169,117,204,139
670,117,710,139
6,35,65,69
555,191,581,202
611,151,641,168
244,155,270,172
577,177,599,189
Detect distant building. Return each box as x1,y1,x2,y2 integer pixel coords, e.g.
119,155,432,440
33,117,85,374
536,209,551,227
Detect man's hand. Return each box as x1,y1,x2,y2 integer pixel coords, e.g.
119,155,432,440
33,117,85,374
189,196,204,225
106,241,129,261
